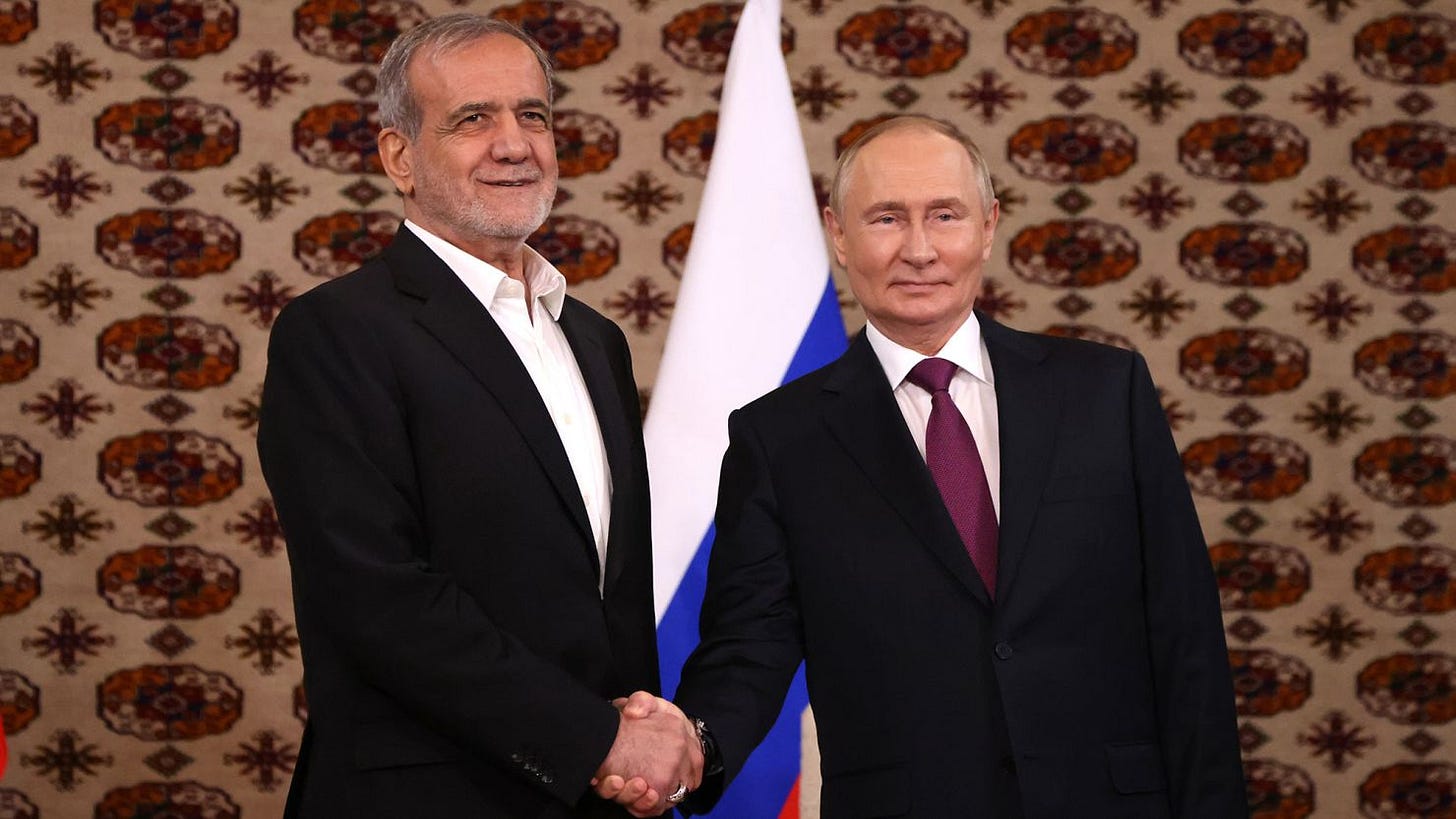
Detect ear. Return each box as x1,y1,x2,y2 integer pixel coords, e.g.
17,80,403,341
980,198,1000,262
377,128,415,197
822,206,849,269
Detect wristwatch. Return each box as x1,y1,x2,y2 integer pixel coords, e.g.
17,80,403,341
691,717,724,777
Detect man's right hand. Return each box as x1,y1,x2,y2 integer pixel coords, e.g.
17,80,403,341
592,692,703,817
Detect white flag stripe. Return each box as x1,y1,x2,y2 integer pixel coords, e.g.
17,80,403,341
645,0,829,620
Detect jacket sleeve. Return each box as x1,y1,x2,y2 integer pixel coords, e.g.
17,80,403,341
674,407,806,810
1128,352,1248,818
257,292,619,805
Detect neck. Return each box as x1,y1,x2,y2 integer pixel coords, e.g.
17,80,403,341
460,236,530,282
473,240,537,323
407,216,530,281
407,217,536,318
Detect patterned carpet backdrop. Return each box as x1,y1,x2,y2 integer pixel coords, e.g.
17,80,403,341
0,0,1453,816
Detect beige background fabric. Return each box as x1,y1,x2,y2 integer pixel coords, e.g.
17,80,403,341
1,0,1454,816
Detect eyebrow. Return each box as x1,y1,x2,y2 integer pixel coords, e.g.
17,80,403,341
859,196,966,218
443,97,551,123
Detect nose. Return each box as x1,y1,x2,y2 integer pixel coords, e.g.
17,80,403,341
491,117,531,163
901,221,937,267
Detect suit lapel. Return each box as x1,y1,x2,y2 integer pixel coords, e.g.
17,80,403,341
387,228,597,556
558,301,635,592
821,334,991,606
980,314,1061,604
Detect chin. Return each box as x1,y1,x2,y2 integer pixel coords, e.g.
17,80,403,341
888,298,957,319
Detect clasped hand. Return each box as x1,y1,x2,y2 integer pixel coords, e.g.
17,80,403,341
592,691,703,817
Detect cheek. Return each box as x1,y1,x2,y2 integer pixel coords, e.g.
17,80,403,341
845,267,888,309
848,236,899,271
533,135,559,169
943,236,991,268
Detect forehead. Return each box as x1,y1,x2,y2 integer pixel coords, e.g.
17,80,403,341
846,128,976,205
408,34,548,109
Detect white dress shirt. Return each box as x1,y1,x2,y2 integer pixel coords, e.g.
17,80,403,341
404,220,614,582
864,317,1002,521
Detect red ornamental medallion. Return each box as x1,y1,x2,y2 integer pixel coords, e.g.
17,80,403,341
98,664,243,740
1357,546,1456,615
96,781,240,819
1353,226,1456,294
98,545,241,619
1008,219,1138,287
1229,648,1313,716
1208,541,1311,610
294,211,398,279
1179,222,1308,287
1355,14,1456,85
98,430,242,507
1006,9,1137,78
1178,328,1309,396
96,209,240,279
95,98,240,171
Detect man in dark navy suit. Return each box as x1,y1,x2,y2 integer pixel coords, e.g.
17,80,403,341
607,116,1246,818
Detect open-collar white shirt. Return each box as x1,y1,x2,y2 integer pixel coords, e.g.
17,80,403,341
865,315,1002,521
404,220,613,583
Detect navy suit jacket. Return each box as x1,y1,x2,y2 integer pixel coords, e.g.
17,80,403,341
676,314,1246,818
258,227,658,818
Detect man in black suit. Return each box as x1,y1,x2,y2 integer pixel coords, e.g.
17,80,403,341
258,15,699,818
606,116,1245,817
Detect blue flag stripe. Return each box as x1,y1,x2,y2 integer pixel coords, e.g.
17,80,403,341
657,275,845,815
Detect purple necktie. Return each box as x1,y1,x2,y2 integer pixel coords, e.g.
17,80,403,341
907,357,998,598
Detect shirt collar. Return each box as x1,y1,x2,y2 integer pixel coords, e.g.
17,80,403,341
404,219,567,320
865,313,992,390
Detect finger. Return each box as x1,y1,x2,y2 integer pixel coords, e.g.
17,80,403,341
621,690,657,719
611,697,629,710
594,773,626,799
615,777,650,806
630,788,663,815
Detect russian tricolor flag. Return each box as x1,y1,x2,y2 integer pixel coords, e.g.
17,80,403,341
644,0,846,814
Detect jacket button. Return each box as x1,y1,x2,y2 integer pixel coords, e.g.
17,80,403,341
994,642,1014,660
510,752,523,764
542,774,554,784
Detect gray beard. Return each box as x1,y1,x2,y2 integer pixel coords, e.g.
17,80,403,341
448,184,554,240
412,167,556,242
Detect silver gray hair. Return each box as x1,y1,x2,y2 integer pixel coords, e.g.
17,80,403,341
377,14,556,140
829,116,996,217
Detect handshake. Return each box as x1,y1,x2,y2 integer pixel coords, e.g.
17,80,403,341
592,691,706,817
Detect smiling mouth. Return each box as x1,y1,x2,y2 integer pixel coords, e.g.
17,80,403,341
485,179,537,187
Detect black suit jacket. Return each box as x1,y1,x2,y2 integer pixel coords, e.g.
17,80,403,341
258,227,658,818
676,314,1245,819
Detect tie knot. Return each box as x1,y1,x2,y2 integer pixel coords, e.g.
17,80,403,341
907,357,957,394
